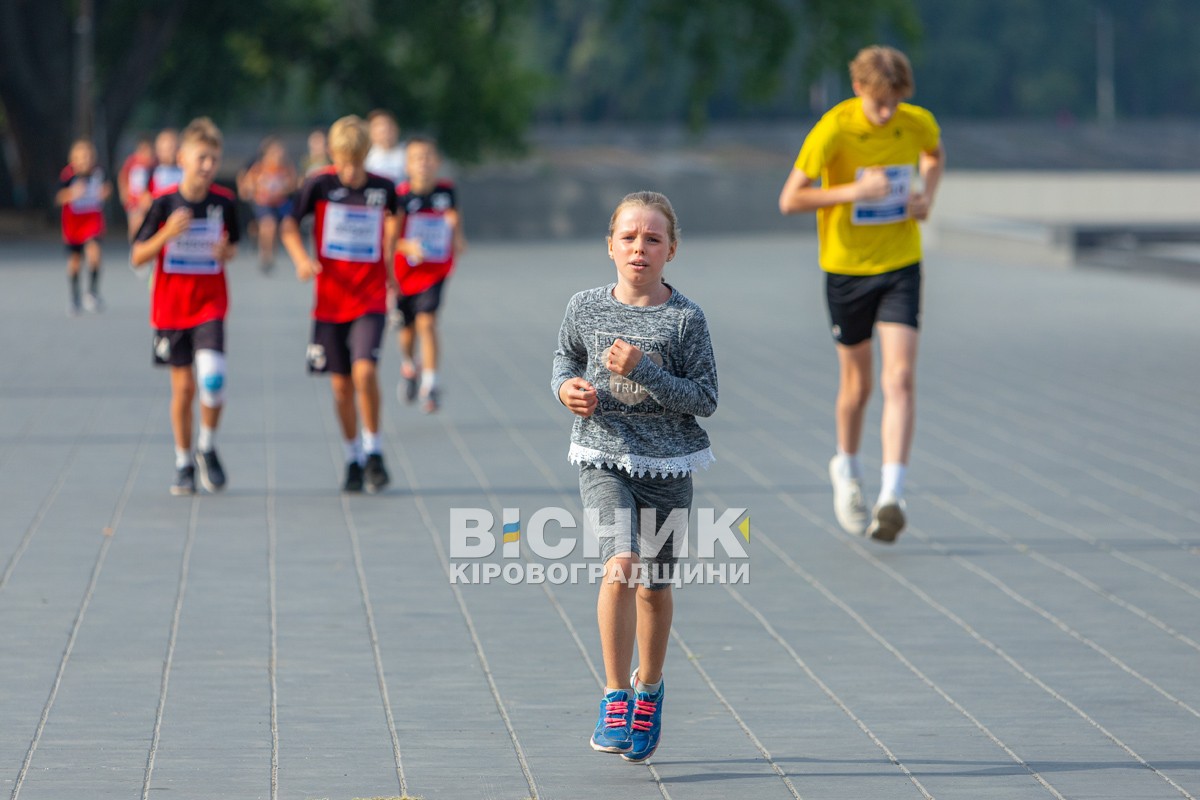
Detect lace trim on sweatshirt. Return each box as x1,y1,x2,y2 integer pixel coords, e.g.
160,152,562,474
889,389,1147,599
568,443,715,478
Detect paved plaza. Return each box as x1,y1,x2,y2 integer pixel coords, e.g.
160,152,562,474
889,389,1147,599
0,232,1197,799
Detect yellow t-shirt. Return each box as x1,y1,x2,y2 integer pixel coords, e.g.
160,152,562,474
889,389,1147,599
794,97,941,275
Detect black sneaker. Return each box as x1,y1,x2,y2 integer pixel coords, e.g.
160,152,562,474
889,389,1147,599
343,460,365,492
397,365,419,405
171,465,196,496
363,453,390,494
197,449,227,492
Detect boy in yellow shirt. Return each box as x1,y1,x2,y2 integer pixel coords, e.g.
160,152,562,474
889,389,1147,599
779,45,944,543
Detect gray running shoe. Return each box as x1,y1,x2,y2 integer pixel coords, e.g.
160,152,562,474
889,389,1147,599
196,449,227,492
866,497,907,544
171,465,196,496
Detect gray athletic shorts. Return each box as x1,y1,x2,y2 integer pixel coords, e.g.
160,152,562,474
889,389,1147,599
578,464,693,590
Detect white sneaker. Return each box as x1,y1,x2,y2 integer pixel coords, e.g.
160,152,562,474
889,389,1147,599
866,496,907,544
829,456,868,535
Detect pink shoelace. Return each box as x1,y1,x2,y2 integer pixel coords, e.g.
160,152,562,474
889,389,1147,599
631,698,658,731
604,700,629,728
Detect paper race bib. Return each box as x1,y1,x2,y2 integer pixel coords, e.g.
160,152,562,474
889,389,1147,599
405,213,453,262
164,219,223,274
129,165,150,195
321,203,383,262
152,165,182,190
69,175,105,213
851,164,913,225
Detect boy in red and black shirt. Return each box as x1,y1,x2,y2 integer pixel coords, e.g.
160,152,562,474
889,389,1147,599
56,140,111,315
393,135,466,413
132,117,239,496
281,115,399,494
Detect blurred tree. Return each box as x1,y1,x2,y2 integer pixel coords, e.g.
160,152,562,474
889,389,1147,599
910,0,1200,120
0,0,538,210
0,2,187,209
529,0,921,125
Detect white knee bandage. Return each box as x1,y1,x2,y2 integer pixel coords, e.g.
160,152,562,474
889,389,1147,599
195,349,226,408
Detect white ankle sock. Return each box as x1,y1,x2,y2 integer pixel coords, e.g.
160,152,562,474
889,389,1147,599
636,677,662,695
880,463,907,500
197,425,215,453
175,448,192,469
343,438,362,465
420,370,437,392
835,449,862,479
361,429,380,455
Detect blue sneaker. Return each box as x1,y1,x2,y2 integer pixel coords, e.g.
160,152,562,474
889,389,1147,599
590,689,633,753
623,672,664,762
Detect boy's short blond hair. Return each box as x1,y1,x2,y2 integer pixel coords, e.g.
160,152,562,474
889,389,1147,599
180,117,222,150
328,115,371,162
849,46,914,98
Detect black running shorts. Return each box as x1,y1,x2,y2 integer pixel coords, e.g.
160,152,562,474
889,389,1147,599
306,313,386,375
153,319,225,367
394,280,446,327
824,262,921,346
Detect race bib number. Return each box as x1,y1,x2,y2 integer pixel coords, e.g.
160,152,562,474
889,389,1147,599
129,165,150,195
152,165,182,190
321,203,383,262
851,164,913,225
164,219,223,274
69,176,104,213
405,213,453,262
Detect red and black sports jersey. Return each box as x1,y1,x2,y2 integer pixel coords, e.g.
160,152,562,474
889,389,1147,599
394,180,457,295
291,168,398,323
135,185,240,330
59,165,106,245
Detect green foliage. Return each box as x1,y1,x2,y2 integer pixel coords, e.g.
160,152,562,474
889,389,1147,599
911,0,1200,119
114,0,539,162
527,0,920,125
93,0,925,151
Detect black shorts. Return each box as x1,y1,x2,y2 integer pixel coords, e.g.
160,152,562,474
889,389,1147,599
65,239,100,255
307,313,386,375
153,319,225,367
395,280,445,327
825,262,921,346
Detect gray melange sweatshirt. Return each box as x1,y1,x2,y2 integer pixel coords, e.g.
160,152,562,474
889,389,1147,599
551,283,718,477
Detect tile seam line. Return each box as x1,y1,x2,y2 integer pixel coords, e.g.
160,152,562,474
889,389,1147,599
382,422,541,800
10,401,155,800
727,445,1197,800
140,496,200,800
752,424,1200,656
313,374,409,798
